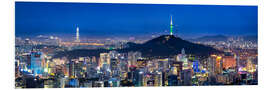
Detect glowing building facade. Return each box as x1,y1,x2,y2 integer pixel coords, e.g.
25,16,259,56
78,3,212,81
30,51,44,76
75,26,80,42
99,53,111,68
222,56,236,69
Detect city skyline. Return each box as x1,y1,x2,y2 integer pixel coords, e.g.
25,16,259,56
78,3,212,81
16,2,257,37
15,2,258,88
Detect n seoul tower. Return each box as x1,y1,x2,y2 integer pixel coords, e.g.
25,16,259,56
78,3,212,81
170,15,174,35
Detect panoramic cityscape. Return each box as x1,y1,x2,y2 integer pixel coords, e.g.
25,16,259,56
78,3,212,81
15,2,258,88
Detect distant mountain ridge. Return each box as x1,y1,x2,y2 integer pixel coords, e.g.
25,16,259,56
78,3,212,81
190,35,228,42
189,35,257,43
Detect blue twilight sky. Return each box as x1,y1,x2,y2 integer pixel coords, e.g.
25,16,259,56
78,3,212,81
15,2,257,38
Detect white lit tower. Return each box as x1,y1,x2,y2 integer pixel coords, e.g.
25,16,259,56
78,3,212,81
181,48,185,55
75,26,80,42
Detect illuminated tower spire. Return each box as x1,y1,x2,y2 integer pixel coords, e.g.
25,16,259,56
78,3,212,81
181,48,185,55
75,26,80,42
170,15,173,35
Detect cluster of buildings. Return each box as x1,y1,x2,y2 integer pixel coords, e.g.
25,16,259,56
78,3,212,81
195,36,258,50
15,41,258,88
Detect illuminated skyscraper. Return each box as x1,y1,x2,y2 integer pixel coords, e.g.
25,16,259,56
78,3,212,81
168,67,178,86
30,51,43,76
181,69,192,85
236,56,240,72
207,57,216,75
222,55,236,69
207,57,217,83
216,56,223,74
247,57,256,73
170,15,174,35
100,53,111,68
193,60,200,73
128,51,141,66
75,26,80,42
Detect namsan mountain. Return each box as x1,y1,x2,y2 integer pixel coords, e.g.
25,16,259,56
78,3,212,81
122,35,222,58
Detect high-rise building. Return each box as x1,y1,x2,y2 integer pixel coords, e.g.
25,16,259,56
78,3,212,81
181,69,192,86
128,51,142,66
109,51,119,59
137,59,147,68
168,74,178,86
158,59,169,72
207,55,219,83
215,56,223,74
236,55,240,72
247,57,256,73
134,69,144,86
192,60,200,73
75,26,80,42
30,51,44,76
128,66,137,82
153,71,163,86
171,61,183,76
110,58,120,77
207,57,216,75
99,53,111,68
222,55,236,69
69,60,75,78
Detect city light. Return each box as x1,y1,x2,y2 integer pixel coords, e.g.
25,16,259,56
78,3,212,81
15,2,258,88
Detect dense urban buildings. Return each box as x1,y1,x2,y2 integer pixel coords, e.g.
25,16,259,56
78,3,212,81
15,34,258,88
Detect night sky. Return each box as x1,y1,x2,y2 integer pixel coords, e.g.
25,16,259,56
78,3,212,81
15,2,257,38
